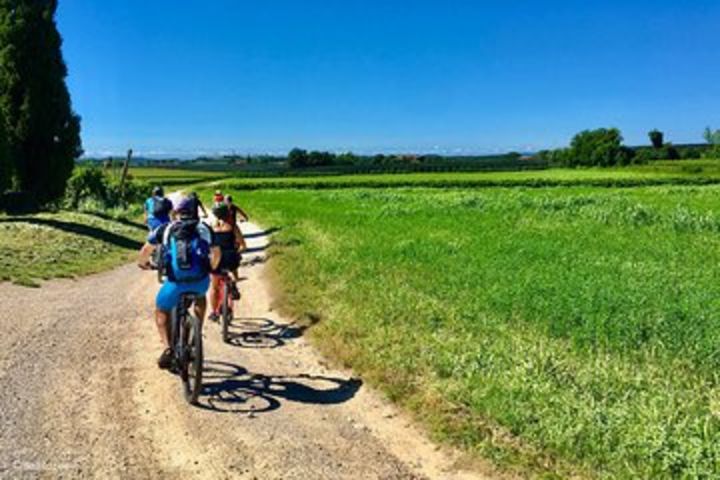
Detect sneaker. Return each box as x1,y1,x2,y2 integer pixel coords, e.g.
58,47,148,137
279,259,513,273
157,348,173,370
230,283,241,300
209,312,220,323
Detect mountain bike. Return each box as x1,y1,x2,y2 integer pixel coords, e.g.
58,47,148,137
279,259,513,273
151,245,166,283
214,270,239,344
170,292,204,405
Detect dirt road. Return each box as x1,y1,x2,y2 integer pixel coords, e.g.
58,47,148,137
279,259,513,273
0,222,490,479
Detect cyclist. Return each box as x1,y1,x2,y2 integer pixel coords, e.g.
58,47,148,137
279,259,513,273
138,196,221,370
144,186,173,231
224,194,249,227
208,202,245,322
213,189,225,205
187,191,208,220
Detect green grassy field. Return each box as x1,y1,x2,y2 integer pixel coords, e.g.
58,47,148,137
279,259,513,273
128,166,227,186
0,211,145,286
206,183,720,479
210,159,720,191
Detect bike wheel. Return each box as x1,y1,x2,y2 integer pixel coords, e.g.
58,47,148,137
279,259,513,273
180,315,204,405
222,281,231,344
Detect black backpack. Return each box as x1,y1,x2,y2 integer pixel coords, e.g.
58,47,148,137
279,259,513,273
152,197,172,218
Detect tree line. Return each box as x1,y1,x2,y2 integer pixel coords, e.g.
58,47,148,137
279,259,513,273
536,127,719,168
287,148,526,169
0,0,82,208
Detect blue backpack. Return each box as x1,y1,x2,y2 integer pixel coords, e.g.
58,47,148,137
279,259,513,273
162,221,210,283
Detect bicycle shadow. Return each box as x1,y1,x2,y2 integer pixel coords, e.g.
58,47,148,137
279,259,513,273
225,317,308,349
242,226,282,239
198,360,362,414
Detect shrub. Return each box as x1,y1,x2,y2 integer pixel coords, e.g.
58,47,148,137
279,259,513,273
678,147,702,160
64,166,109,209
633,148,656,164
64,165,147,210
566,128,633,167
661,144,680,160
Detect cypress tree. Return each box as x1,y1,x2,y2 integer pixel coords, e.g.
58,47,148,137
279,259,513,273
0,112,8,193
0,0,82,204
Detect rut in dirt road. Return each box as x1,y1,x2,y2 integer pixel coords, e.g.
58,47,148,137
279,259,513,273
0,222,493,480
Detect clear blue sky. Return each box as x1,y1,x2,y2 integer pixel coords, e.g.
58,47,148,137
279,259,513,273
56,0,720,157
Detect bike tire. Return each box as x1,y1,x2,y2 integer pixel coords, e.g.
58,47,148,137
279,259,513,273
222,281,231,344
180,314,204,405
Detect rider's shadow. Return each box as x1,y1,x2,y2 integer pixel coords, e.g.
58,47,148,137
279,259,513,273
198,360,363,414
225,317,309,349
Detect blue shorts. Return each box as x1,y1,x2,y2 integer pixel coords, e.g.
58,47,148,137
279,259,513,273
147,218,169,233
156,277,210,311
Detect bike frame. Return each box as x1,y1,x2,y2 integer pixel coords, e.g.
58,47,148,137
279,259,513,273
170,292,204,405
213,271,234,343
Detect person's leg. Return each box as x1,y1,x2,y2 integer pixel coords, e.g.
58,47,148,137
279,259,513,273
155,282,180,369
194,297,207,323
209,275,220,315
192,277,211,321
155,309,171,348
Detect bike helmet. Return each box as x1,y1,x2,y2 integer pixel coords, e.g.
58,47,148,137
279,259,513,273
224,194,233,203
175,196,194,217
212,202,230,222
152,186,164,197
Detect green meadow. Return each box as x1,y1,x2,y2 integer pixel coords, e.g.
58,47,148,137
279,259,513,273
213,159,720,191
0,211,145,286
209,181,720,478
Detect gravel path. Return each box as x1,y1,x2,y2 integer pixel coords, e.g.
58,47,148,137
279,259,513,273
0,222,493,479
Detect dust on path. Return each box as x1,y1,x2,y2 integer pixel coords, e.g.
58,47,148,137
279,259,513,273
0,222,499,479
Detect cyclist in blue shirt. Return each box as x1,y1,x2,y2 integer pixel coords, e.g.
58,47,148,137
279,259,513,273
138,196,221,369
144,186,173,231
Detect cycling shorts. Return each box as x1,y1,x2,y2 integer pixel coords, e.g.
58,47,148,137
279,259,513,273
156,277,210,311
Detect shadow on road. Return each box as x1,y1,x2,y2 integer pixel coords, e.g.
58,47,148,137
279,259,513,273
198,360,363,414
0,217,143,249
243,242,272,255
225,317,308,349
243,226,282,239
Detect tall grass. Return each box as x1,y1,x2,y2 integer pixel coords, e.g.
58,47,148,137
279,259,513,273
214,159,720,191
221,184,720,478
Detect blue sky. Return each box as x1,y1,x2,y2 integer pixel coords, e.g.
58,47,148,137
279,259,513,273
57,0,720,157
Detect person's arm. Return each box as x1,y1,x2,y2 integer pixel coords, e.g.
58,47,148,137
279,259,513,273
138,243,154,269
199,200,208,217
236,205,249,222
143,200,149,225
234,224,246,251
138,225,164,268
199,223,220,269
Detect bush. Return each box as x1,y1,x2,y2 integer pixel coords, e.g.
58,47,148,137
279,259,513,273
678,147,702,160
704,146,720,159
633,148,656,164
64,165,147,210
568,128,634,167
64,166,109,209
661,144,680,160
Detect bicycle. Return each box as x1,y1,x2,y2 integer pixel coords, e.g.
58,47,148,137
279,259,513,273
169,292,204,405
213,270,239,344
150,244,166,284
